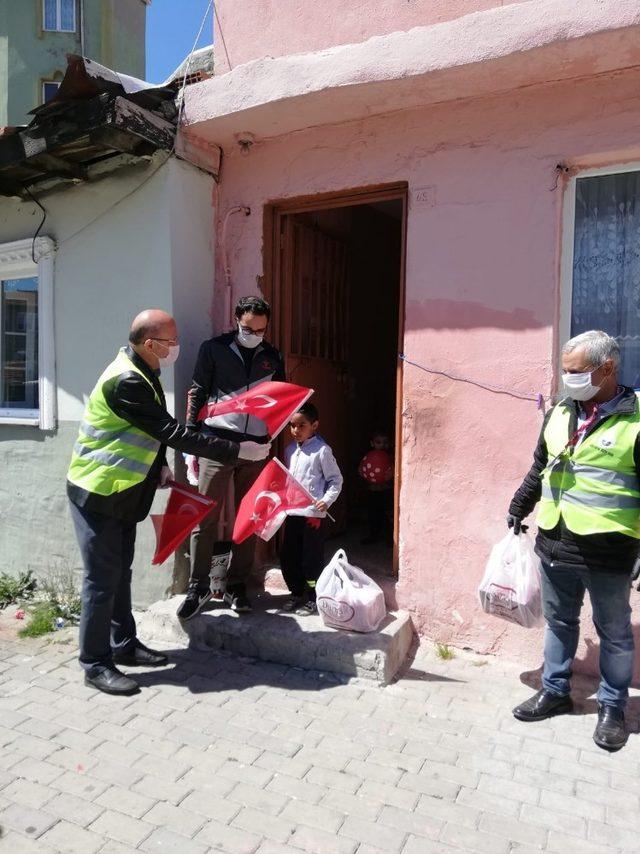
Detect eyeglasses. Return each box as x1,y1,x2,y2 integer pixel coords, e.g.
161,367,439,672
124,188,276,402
151,338,179,345
239,326,266,336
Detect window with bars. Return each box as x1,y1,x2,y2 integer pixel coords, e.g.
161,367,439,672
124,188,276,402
43,0,76,32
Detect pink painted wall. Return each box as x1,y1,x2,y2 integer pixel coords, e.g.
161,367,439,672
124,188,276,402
213,0,530,74
210,66,640,675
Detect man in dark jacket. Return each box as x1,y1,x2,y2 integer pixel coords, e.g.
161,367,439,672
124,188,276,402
67,309,270,696
508,330,639,751
178,296,286,619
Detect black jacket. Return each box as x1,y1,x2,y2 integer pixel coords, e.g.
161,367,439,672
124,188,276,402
509,387,640,574
67,346,239,522
186,332,286,442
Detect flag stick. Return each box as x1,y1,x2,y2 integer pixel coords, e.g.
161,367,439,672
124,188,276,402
272,456,336,523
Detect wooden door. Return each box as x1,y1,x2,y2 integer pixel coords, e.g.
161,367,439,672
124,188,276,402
280,217,350,531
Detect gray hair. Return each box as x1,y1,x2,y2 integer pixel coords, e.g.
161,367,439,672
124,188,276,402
562,330,620,368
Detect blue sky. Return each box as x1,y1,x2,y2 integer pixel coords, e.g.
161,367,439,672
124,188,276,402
146,0,214,84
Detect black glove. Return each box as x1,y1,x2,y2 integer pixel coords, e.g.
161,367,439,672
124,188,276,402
506,514,528,535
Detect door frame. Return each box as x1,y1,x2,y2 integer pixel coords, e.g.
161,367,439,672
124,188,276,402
263,182,408,576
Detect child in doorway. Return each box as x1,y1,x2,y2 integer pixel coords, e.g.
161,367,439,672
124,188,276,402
358,429,394,545
280,403,343,615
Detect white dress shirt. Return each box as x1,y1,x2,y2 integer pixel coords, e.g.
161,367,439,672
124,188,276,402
284,435,343,517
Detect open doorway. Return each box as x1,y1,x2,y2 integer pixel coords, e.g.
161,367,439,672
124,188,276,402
266,185,406,577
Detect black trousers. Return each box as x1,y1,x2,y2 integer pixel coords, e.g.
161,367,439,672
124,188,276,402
366,488,393,539
70,500,138,675
280,516,325,598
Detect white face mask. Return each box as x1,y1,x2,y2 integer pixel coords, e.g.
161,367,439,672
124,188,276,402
157,343,180,368
236,323,264,349
562,370,600,401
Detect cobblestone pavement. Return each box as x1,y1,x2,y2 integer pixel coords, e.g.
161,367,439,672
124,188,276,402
1,622,640,853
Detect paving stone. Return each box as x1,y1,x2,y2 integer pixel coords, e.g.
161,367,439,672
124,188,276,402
289,823,358,854
42,791,105,827
50,770,109,802
0,831,51,852
0,802,58,839
305,766,362,794
538,789,605,822
8,758,63,787
89,810,153,847
378,803,442,840
95,785,157,819
456,785,521,819
178,788,240,823
280,798,344,833
228,781,290,817
440,821,511,854
0,779,56,810
266,772,327,806
520,803,587,838
547,830,619,854
339,815,406,852
193,819,263,853
37,819,105,854
139,826,209,854
130,773,193,806
143,800,206,837
359,779,421,811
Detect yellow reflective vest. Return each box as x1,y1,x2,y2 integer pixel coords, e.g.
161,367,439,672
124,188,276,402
537,397,640,539
67,349,162,497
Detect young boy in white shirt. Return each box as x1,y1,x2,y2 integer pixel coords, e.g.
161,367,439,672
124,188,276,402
281,403,343,615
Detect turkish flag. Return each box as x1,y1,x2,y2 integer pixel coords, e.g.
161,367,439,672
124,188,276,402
233,458,314,544
151,482,216,565
197,381,313,439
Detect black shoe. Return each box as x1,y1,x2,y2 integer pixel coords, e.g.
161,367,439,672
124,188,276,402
84,667,139,696
280,595,305,612
113,642,168,668
512,689,573,721
295,600,318,616
223,584,252,613
593,704,627,752
177,584,211,621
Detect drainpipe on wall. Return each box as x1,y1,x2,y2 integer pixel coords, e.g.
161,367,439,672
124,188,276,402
221,206,251,327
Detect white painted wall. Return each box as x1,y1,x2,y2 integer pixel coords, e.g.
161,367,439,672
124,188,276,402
0,154,216,607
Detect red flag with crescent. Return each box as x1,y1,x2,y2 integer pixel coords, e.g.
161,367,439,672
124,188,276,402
233,458,314,544
151,482,216,565
197,381,314,439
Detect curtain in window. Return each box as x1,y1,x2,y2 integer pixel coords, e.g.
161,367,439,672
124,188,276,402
60,0,75,31
572,172,640,387
43,0,57,30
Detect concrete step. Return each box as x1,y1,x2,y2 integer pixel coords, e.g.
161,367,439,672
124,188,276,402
136,591,415,685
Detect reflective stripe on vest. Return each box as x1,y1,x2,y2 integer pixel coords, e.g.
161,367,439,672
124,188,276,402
537,397,640,538
67,349,162,497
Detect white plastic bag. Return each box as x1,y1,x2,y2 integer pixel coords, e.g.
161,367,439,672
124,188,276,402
478,531,543,629
316,549,386,633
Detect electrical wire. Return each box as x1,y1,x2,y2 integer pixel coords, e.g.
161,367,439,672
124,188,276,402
399,353,547,406
24,186,47,262
213,1,232,71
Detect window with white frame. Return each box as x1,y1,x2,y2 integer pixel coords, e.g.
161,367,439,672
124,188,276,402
42,81,61,104
43,0,76,32
565,166,640,387
0,238,56,429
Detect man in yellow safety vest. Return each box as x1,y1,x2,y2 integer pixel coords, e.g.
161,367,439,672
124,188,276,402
508,330,639,752
67,309,270,696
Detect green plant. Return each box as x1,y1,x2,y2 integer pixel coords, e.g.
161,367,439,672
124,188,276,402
18,602,59,638
39,567,81,620
0,570,36,609
435,643,455,660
